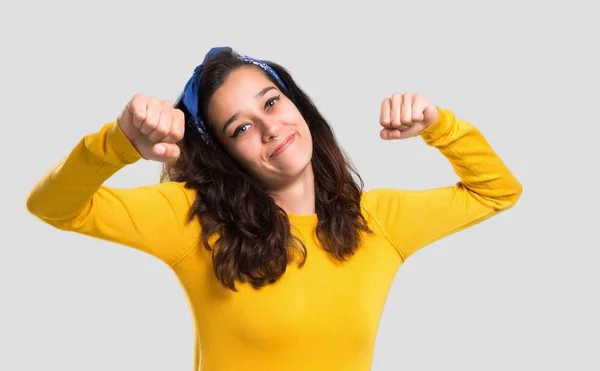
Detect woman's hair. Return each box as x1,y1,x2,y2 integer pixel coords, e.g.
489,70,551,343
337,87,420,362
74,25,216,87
162,49,372,291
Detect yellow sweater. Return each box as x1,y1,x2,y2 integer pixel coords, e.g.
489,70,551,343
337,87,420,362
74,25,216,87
26,108,522,371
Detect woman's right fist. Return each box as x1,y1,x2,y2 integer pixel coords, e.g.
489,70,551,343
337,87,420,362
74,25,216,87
117,94,185,162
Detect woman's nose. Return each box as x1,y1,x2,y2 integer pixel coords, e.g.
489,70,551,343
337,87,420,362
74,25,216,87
262,119,283,142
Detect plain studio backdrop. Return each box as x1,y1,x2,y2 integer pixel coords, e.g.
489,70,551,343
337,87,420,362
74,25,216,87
1,1,598,370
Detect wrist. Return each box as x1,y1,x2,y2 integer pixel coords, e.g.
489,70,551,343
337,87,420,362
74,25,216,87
419,107,451,144
107,120,143,164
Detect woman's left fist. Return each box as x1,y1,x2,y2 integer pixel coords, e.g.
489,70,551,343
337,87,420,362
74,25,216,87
379,93,439,140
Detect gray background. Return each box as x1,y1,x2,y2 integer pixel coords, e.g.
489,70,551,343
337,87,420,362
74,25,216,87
2,0,599,370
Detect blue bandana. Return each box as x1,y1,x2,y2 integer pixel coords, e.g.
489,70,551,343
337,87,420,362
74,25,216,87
179,46,287,144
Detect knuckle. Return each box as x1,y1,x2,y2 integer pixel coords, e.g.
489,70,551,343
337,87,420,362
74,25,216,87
131,93,146,103
156,123,170,136
144,116,158,130
172,126,184,140
174,108,185,122
148,97,160,108
175,111,186,129
171,119,184,138
131,94,147,118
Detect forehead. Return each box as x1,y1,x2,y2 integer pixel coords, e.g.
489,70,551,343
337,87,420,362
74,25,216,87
209,66,275,119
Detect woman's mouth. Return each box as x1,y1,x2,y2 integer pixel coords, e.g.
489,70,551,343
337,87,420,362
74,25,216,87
270,134,295,158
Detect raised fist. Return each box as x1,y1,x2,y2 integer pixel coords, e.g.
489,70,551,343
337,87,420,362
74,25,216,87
379,93,439,140
117,94,185,162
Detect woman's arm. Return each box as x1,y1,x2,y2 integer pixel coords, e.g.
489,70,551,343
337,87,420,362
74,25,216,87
26,98,198,266
363,105,522,261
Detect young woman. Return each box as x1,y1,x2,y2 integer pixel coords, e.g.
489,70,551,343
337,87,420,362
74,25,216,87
26,46,522,370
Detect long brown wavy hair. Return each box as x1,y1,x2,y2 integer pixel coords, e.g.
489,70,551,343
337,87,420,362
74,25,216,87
161,49,372,291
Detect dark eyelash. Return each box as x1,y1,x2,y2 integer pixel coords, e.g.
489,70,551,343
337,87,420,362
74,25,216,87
265,95,280,109
230,124,249,138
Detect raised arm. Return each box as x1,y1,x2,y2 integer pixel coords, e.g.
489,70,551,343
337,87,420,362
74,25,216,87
26,95,198,266
363,93,522,261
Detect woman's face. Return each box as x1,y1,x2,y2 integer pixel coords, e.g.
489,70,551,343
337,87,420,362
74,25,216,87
207,65,313,190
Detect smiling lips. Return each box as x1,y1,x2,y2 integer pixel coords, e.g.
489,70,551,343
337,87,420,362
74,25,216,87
270,134,295,158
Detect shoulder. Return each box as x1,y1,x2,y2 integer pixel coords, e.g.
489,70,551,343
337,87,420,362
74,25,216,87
128,180,198,220
361,188,407,210
360,187,418,228
359,188,400,224
152,180,197,204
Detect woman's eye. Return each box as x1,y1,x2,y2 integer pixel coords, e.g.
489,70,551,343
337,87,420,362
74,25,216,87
231,124,251,138
265,95,280,110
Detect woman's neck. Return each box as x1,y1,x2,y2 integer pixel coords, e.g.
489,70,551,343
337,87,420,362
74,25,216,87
269,165,316,215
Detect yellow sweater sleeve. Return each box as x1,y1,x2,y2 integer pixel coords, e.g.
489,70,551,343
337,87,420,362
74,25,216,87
362,108,523,261
26,121,198,266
